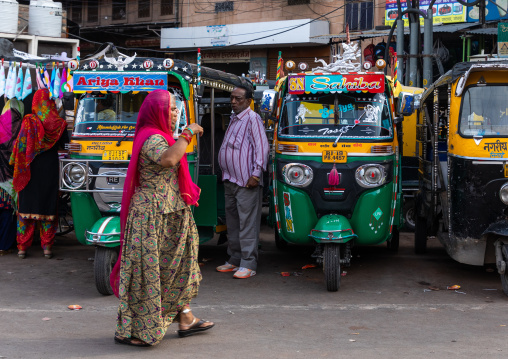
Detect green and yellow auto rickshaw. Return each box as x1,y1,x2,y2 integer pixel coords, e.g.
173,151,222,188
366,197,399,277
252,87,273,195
261,55,414,291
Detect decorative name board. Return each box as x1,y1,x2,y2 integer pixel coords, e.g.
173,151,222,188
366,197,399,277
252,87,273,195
288,74,385,95
73,72,167,92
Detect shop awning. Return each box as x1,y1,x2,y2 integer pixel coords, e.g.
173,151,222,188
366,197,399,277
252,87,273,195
311,22,482,42
465,27,498,35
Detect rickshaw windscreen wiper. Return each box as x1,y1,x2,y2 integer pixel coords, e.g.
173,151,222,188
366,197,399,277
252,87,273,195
116,132,131,147
332,111,366,147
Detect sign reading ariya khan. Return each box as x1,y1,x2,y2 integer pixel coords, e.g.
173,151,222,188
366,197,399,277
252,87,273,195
73,72,167,92
288,74,385,94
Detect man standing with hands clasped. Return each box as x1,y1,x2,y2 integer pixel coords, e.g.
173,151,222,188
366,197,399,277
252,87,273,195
216,85,269,279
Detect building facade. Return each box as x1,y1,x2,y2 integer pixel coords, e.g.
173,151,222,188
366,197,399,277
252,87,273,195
63,0,387,79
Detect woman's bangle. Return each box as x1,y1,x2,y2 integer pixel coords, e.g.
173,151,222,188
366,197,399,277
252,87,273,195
179,133,191,143
185,127,194,136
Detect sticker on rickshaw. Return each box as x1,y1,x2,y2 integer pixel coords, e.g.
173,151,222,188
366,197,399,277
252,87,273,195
283,192,295,233
103,150,128,161
322,150,347,163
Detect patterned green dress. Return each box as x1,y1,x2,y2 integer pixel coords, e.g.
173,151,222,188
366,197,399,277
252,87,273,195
115,134,201,345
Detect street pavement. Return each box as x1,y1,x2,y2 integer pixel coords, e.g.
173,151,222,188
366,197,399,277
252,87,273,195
1,218,507,359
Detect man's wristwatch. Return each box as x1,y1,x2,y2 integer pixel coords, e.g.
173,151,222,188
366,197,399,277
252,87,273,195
252,176,260,182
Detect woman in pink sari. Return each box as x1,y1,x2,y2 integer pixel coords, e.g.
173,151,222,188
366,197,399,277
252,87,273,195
110,90,214,347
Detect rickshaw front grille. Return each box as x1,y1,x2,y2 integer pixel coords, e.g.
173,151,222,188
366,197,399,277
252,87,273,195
277,158,393,217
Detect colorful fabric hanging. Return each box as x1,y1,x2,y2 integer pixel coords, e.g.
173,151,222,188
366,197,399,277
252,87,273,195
49,64,56,98
0,64,5,98
65,68,73,92
21,67,32,100
59,66,67,98
52,66,61,99
43,66,50,89
14,64,24,100
35,64,44,90
5,63,17,100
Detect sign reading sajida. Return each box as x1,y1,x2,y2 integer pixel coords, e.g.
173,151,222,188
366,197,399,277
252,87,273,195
288,74,385,94
73,72,167,92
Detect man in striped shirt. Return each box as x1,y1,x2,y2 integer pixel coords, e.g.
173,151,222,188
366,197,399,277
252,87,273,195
216,85,269,279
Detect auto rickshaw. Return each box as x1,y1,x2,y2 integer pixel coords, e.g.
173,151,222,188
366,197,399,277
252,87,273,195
60,54,252,295
413,61,508,295
261,49,413,291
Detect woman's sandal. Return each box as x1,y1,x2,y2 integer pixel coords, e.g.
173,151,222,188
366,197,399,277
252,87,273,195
178,317,215,338
18,251,26,259
114,336,151,347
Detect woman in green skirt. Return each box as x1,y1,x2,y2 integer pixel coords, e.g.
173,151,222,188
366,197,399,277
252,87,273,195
110,90,214,347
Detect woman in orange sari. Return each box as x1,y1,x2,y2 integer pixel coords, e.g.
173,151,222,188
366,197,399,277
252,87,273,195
10,89,68,259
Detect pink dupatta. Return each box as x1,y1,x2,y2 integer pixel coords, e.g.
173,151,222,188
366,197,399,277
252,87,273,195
110,89,200,297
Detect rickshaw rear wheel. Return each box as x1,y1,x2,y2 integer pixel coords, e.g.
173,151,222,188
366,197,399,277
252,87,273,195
94,246,118,296
501,244,508,296
414,215,428,254
402,200,416,231
323,244,341,292
274,229,288,250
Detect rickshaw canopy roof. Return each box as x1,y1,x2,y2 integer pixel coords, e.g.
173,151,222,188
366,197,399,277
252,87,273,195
420,61,508,102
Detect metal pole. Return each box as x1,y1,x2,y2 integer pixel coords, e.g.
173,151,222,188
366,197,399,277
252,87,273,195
396,18,405,86
423,12,433,88
409,11,419,86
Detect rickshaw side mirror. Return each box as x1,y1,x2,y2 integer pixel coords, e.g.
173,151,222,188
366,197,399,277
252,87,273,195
62,92,76,111
397,92,415,116
260,90,278,116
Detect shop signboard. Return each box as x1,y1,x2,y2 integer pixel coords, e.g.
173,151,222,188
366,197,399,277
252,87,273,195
385,0,466,26
467,1,508,22
499,22,508,58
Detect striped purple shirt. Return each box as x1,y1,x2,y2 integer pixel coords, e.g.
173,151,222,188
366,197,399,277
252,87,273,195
218,107,269,187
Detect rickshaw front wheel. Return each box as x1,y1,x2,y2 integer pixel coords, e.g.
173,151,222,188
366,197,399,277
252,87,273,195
323,243,341,292
94,246,118,296
387,227,400,252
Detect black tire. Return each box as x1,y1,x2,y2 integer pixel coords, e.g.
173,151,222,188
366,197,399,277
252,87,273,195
274,229,288,250
402,199,416,231
323,243,341,292
56,192,74,236
414,215,428,254
387,227,400,252
94,246,118,296
501,244,508,296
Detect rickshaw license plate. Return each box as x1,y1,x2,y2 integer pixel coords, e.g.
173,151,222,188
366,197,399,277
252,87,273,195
322,150,347,163
102,150,128,161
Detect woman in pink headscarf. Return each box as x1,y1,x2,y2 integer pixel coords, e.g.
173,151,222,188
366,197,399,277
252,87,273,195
110,90,214,347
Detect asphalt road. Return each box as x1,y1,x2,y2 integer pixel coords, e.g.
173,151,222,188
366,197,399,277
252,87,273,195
1,220,507,359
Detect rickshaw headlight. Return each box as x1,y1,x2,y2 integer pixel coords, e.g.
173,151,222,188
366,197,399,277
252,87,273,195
62,162,89,190
500,183,508,205
355,164,386,188
282,163,313,187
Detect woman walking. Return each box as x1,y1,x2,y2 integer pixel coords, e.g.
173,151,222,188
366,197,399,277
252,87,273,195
110,90,214,347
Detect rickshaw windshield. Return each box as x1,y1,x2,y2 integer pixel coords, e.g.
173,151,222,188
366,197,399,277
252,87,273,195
459,85,508,137
278,92,392,140
73,89,189,138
